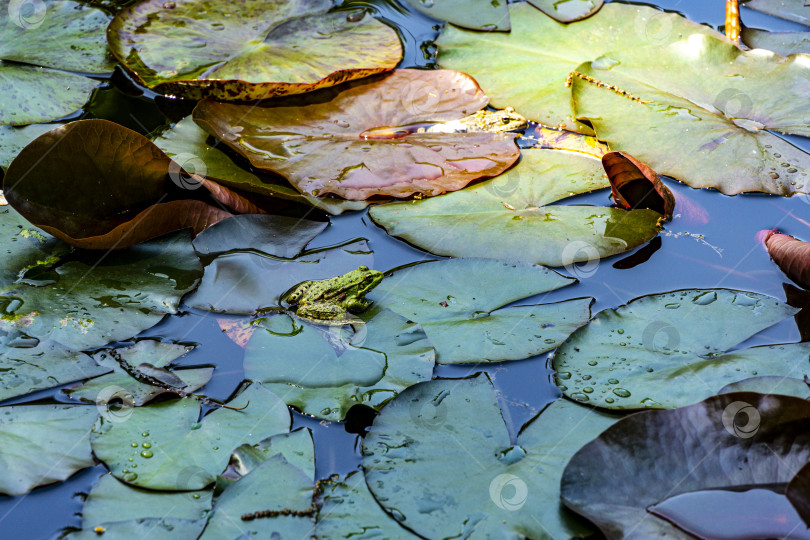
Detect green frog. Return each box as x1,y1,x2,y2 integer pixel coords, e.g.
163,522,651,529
282,266,384,325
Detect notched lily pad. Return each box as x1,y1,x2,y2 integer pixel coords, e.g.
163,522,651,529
193,69,520,200
552,288,806,410
107,0,402,100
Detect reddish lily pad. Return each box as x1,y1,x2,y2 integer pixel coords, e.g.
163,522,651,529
1,120,263,249
193,69,520,200
107,0,402,100
602,151,675,222
765,231,810,289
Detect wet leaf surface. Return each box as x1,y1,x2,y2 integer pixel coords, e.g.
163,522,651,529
108,0,402,100
368,258,591,363
561,392,810,538
0,207,202,351
437,2,723,132
221,428,315,487
369,149,664,266
65,518,207,539
244,307,435,420
526,0,603,22
402,0,510,31
602,151,675,222
187,239,373,314
766,231,810,289
191,213,326,257
0,404,96,495
362,375,621,539
153,117,371,215
193,69,520,200
719,376,810,398
553,289,805,410
572,34,810,196
90,382,290,491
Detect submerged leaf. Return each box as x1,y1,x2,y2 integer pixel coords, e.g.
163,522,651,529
572,34,810,195
402,0,510,31
108,0,402,100
765,231,810,289
561,392,810,538
742,28,810,56
193,69,520,200
191,213,326,257
552,289,804,410
526,0,603,22
369,149,664,266
743,0,810,25
602,151,675,221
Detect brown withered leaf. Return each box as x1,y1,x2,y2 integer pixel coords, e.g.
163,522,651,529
602,151,675,222
193,69,521,200
766,231,810,290
787,461,810,527
2,120,253,249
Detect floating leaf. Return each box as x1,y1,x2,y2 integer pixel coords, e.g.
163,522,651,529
552,289,805,410
193,69,520,200
65,518,207,540
526,0,603,22
437,2,723,132
191,213,326,257
362,375,620,539
65,341,212,406
187,239,373,314
743,0,810,25
742,28,810,56
90,382,290,491
153,117,371,215
719,376,810,398
403,0,509,30
602,151,675,221
765,231,810,289
107,0,402,100
788,462,810,527
3,120,248,249
0,404,96,495
244,307,435,420
368,258,591,363
0,124,54,170
222,428,315,488
369,149,664,266
0,207,202,351
561,392,810,538
571,34,810,196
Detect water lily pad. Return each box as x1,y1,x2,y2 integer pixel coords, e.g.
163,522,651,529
0,330,108,402
571,33,810,196
1,208,202,351
743,0,810,25
187,239,373,314
0,124,55,170
362,375,621,539
191,213,326,257
402,0,510,31
3,120,246,249
107,0,402,100
552,289,805,410
368,258,591,363
193,69,520,200
561,392,810,538
244,307,435,420
719,376,810,398
0,403,96,495
66,518,207,540
437,2,723,132
369,149,664,266
742,28,810,56
90,382,290,491
153,117,371,215
65,341,213,406
221,428,315,489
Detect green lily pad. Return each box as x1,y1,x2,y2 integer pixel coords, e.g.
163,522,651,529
66,518,207,540
153,117,371,215
742,28,810,56
81,474,212,531
719,376,810,398
90,382,290,491
191,213,326,257
0,330,109,402
1,207,202,351
552,289,806,410
368,258,591,363
369,149,664,266
572,34,810,196
0,124,55,170
743,0,810,25
220,428,315,491
561,392,810,538
0,403,96,495
362,375,620,539
193,69,520,200
437,2,722,132
64,341,213,406
526,0,603,22
107,0,402,100
244,307,435,421
187,239,373,314
402,0,510,31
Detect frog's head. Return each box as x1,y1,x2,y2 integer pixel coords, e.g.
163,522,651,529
346,265,384,291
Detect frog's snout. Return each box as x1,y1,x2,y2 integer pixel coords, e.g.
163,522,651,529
358,265,369,271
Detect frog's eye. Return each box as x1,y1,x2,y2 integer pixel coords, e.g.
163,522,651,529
358,265,369,271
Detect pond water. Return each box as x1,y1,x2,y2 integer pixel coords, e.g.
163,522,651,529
3,0,810,538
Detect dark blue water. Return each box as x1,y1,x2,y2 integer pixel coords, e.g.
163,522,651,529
3,1,810,538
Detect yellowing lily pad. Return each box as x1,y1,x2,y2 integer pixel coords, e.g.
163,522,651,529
107,0,402,100
193,69,520,200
